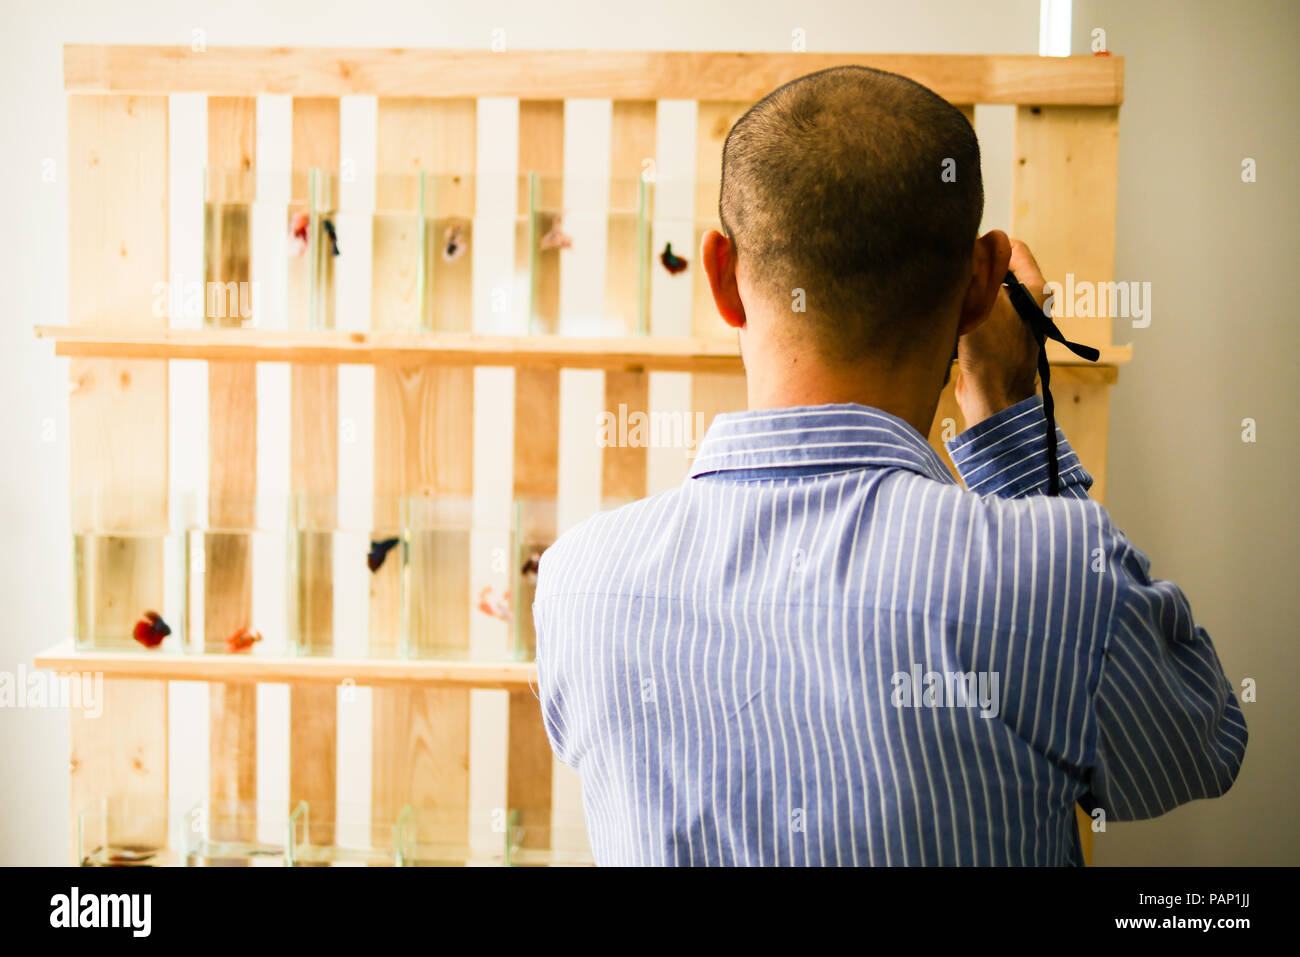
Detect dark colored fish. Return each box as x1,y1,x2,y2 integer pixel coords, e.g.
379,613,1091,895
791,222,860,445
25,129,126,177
323,218,340,256
444,223,467,262
368,537,401,573
660,242,688,275
520,546,546,583
133,611,171,648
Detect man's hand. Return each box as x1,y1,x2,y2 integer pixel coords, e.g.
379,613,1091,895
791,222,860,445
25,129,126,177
954,239,1046,428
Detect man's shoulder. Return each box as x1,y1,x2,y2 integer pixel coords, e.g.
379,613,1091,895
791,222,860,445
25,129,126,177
535,488,683,597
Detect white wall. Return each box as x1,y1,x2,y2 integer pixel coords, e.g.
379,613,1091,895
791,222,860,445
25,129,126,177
1073,0,1300,866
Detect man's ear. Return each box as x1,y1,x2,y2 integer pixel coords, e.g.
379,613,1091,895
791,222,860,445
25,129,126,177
956,229,1012,336
701,230,746,330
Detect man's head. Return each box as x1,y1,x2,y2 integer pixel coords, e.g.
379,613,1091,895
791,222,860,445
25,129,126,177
702,65,1011,424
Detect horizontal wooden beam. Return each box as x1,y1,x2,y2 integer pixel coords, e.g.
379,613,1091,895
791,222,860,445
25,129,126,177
64,47,1123,105
34,642,537,691
35,326,1132,371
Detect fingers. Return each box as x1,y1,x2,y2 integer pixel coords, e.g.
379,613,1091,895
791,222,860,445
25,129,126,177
1008,239,1047,306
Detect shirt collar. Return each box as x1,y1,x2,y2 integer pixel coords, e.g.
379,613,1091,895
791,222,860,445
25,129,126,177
688,403,954,484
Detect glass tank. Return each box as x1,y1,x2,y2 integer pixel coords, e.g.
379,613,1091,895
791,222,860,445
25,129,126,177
526,172,655,336
401,495,514,660
203,166,336,330
72,488,187,653
78,797,174,867
289,492,402,657
512,498,557,660
185,495,290,655
286,802,401,867
183,800,291,866
506,808,594,867
199,165,709,336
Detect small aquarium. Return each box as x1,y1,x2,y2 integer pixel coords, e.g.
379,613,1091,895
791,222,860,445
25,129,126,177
78,797,174,867
183,800,290,866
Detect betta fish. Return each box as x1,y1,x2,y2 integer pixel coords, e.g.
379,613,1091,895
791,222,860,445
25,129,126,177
660,242,688,275
520,548,545,585
443,223,467,262
226,627,263,654
367,536,401,573
290,212,310,256
133,611,171,648
538,218,573,251
476,586,513,624
323,218,340,256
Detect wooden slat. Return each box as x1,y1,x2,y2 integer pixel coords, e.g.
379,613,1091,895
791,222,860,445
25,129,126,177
36,642,538,689
65,47,1124,106
509,99,565,846
602,101,656,501
38,325,1133,370
205,98,260,839
371,98,475,843
66,93,170,862
1011,106,1120,347
288,97,340,845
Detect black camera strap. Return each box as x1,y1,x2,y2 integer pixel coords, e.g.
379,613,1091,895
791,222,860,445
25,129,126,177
1001,272,1101,495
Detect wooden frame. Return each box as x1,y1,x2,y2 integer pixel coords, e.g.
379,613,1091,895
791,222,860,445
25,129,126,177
44,45,1126,866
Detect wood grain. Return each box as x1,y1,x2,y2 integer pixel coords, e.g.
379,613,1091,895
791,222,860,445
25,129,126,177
288,96,340,845
66,93,170,862
65,47,1125,106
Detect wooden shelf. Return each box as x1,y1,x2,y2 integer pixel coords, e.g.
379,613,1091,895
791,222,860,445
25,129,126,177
33,641,537,691
35,326,1133,371
64,47,1124,106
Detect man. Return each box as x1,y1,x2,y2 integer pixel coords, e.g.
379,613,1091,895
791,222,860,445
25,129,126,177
533,66,1246,866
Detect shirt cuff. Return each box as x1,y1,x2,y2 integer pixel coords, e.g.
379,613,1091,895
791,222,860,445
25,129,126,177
944,395,1092,498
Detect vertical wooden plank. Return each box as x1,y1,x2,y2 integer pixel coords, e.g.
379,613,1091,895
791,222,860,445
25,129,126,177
1011,106,1118,347
67,93,170,861
371,98,476,844
1009,109,1119,782
204,98,259,839
522,101,565,336
289,97,340,844
508,99,566,845
602,101,656,502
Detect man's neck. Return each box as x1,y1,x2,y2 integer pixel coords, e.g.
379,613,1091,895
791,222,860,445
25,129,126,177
742,345,947,438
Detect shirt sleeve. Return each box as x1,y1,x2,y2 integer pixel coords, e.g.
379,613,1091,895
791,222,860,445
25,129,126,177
533,598,575,766
945,395,1093,500
1086,528,1248,820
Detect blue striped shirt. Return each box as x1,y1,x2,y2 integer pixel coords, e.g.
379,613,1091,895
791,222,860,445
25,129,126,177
534,397,1247,866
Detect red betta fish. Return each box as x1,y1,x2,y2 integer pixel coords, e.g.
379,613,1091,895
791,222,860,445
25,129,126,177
660,242,688,275
476,586,512,625
290,212,310,256
539,218,573,251
226,627,262,653
133,611,171,648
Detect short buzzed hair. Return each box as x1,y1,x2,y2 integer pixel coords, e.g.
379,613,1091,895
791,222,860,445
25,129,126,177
719,65,983,361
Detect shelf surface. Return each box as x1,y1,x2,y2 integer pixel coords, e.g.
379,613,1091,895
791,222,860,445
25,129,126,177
35,326,1133,371
64,47,1124,106
34,641,538,690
